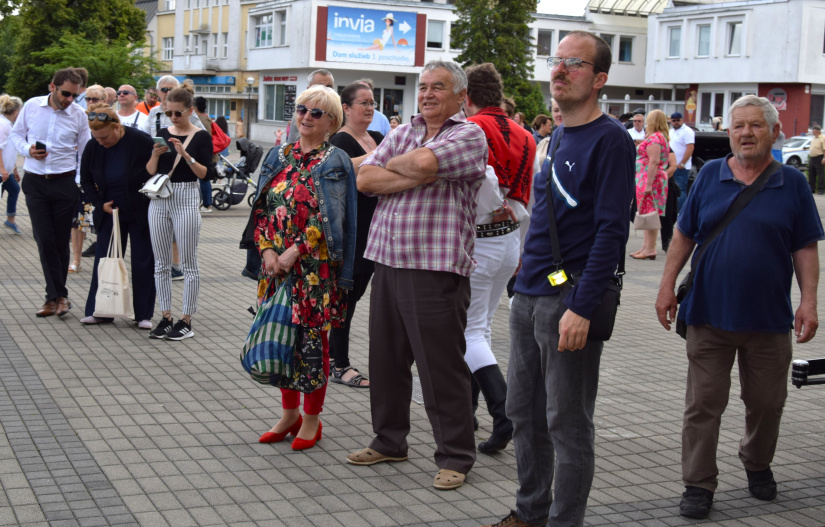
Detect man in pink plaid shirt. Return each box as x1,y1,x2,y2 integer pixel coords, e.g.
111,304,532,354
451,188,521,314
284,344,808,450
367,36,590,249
345,60,488,491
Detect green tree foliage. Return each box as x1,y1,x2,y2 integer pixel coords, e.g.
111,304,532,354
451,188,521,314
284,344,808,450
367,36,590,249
0,16,21,92
451,0,548,120
32,34,160,93
7,0,149,100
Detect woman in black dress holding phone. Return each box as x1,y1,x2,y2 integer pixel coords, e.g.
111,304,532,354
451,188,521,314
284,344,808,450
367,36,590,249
327,82,385,388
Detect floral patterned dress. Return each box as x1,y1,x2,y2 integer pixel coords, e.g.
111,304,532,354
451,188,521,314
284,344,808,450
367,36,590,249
253,142,346,331
635,131,670,216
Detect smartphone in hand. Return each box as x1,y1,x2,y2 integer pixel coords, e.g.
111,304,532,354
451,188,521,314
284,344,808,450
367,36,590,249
35,141,46,152
152,137,168,148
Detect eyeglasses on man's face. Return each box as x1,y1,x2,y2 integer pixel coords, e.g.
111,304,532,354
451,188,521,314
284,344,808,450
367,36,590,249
547,57,598,72
159,87,174,93
296,105,330,120
59,90,79,99
116,90,135,97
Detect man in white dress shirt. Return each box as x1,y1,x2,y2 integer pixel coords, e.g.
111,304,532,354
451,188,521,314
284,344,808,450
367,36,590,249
11,68,90,318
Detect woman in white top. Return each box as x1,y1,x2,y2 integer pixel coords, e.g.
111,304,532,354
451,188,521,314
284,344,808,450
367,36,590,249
0,94,23,234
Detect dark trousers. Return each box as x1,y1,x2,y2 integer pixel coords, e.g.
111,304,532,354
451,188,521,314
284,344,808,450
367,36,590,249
22,174,79,300
809,155,824,194
661,176,679,251
368,264,476,474
84,214,156,320
328,271,373,369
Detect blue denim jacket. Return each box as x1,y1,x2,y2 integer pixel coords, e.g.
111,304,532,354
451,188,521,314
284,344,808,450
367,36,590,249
241,143,357,290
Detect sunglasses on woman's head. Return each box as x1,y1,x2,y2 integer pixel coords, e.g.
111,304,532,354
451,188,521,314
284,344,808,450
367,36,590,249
164,109,189,118
295,105,330,120
87,112,116,122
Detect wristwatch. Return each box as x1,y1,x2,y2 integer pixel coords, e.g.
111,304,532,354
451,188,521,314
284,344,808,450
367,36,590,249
186,157,195,166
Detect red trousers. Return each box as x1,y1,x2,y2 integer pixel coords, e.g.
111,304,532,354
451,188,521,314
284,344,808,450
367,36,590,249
281,331,330,415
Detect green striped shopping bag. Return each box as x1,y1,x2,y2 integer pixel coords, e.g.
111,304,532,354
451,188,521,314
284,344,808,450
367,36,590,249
241,277,297,385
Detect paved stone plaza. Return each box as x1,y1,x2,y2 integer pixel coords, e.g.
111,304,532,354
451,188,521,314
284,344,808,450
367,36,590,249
1,189,824,527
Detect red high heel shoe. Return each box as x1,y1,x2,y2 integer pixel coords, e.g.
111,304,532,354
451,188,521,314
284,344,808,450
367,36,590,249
258,415,303,443
291,420,322,450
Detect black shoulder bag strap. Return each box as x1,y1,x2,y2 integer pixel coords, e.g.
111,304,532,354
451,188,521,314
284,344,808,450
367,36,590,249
155,112,162,136
545,128,626,284
680,159,780,295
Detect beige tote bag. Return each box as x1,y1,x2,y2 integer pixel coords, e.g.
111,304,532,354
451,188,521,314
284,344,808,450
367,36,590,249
93,209,134,319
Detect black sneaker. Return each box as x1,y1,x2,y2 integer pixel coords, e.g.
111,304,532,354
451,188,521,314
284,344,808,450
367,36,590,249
150,317,174,339
746,468,777,500
81,241,97,257
679,486,713,519
171,268,184,281
166,320,194,341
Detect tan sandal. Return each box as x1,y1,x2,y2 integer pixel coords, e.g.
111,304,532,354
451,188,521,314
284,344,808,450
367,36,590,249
433,469,465,490
346,448,407,466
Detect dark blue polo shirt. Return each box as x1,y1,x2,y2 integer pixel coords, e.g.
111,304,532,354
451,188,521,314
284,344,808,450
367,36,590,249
678,155,824,333
515,114,635,319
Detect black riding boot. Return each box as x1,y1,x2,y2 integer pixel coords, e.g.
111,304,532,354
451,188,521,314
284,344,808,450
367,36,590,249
474,364,513,453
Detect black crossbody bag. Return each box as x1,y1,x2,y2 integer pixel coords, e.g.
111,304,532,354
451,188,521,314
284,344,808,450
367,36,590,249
674,160,780,339
545,129,625,341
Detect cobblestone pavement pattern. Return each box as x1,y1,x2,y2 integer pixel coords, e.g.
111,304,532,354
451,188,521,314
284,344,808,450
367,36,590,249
1,177,824,527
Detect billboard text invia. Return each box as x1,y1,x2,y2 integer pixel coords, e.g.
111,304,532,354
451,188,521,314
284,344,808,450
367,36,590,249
326,7,417,67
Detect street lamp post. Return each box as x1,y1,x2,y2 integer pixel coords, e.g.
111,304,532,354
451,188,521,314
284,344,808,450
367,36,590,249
246,76,254,139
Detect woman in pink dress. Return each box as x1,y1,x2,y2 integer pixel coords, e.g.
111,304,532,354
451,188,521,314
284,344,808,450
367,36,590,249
631,109,670,260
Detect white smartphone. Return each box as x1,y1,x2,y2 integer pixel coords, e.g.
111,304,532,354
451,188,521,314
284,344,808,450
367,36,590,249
152,136,168,148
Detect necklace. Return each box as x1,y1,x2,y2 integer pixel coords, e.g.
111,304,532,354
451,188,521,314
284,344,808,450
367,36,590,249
344,126,375,153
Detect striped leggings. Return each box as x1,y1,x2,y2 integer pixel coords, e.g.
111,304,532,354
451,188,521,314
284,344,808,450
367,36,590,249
148,181,201,315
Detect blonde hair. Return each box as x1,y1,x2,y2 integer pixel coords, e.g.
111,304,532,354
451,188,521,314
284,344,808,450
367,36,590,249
86,85,107,104
646,109,669,142
296,85,343,135
0,94,23,116
86,103,121,131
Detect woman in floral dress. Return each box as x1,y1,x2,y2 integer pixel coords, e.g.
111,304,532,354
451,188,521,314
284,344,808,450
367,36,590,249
247,85,357,451
631,109,670,260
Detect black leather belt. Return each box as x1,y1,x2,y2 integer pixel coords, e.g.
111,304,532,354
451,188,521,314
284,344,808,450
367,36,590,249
476,219,519,238
26,170,75,180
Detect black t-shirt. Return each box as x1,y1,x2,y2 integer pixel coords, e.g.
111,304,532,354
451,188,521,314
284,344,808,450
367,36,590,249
156,128,213,182
329,130,383,275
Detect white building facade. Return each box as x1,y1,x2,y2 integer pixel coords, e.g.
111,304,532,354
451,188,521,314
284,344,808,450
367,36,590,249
647,0,825,134
246,0,678,141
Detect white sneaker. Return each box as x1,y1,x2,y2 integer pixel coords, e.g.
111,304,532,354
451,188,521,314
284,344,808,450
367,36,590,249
137,320,152,330
199,205,212,213
80,316,103,324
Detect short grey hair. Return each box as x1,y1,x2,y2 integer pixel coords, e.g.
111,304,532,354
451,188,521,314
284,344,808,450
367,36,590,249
728,95,779,129
156,75,180,89
422,61,467,94
308,69,334,85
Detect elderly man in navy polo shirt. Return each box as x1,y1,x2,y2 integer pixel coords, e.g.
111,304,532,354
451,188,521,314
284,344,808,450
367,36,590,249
656,95,824,520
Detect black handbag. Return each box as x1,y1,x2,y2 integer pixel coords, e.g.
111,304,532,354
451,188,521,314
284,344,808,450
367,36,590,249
674,160,780,339
545,129,624,342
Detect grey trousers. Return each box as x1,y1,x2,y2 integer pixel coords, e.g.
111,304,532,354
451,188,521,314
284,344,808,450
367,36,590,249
507,293,603,527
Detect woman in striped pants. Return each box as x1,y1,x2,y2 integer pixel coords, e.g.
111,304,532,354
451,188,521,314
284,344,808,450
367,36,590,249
145,86,214,341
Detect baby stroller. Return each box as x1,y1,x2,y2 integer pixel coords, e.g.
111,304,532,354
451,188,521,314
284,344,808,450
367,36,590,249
212,138,264,210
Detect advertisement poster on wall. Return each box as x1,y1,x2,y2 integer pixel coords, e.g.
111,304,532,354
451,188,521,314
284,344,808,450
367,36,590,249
326,6,417,66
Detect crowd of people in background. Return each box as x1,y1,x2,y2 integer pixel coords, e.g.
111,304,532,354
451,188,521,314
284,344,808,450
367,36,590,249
0,30,822,527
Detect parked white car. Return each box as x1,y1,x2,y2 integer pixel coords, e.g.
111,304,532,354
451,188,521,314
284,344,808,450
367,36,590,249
782,135,812,169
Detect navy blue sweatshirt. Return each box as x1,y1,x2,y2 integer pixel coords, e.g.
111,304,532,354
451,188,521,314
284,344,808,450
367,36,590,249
514,114,635,319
